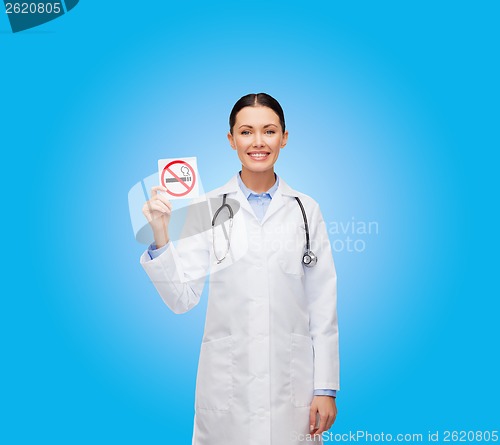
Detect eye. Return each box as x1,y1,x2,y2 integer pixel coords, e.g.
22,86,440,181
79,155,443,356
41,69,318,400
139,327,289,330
266,130,276,135
241,130,250,135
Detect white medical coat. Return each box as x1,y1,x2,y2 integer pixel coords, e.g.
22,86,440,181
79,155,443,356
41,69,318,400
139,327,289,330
140,174,339,445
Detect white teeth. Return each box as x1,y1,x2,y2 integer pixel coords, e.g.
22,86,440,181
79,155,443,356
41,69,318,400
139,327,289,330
249,153,269,157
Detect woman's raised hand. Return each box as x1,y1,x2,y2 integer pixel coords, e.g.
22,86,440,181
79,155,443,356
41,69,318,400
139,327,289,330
142,186,172,249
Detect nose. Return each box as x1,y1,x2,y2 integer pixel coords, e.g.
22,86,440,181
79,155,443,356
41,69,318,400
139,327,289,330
253,132,265,147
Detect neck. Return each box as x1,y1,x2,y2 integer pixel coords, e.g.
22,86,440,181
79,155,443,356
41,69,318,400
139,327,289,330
240,167,276,193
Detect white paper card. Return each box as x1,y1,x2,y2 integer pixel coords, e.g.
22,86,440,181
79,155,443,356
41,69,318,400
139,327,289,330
158,157,200,200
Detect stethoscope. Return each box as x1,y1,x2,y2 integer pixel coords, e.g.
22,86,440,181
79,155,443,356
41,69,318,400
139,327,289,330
211,194,317,267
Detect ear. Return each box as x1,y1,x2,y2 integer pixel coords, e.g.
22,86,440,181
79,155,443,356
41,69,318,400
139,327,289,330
227,132,236,150
280,130,289,148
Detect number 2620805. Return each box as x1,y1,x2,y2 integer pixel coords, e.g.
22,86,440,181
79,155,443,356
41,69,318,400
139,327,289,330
5,3,62,14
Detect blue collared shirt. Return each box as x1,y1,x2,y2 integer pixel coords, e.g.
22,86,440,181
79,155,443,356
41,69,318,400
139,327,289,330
147,171,336,398
236,170,279,222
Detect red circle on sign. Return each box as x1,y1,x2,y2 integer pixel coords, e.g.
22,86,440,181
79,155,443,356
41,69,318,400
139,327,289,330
161,160,197,197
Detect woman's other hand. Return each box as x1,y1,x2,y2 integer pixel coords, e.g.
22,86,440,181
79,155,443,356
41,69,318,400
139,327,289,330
309,395,337,437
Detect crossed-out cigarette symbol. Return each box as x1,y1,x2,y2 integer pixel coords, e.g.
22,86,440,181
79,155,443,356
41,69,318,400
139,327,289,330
164,166,192,183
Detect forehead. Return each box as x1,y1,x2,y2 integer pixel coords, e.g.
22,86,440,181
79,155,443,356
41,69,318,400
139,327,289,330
235,106,280,125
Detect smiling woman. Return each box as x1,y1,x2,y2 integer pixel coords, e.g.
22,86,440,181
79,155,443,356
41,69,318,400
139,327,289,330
227,97,288,192
140,93,340,445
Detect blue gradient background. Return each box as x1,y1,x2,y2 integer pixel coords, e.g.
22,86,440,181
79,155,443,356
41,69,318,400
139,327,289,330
1,1,499,444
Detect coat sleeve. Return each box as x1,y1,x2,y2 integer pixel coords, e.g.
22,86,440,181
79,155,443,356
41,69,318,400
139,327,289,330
305,201,340,391
140,200,211,314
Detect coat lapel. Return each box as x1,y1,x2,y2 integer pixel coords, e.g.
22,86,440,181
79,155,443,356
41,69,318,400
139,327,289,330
215,174,256,221
215,174,300,226
261,177,299,225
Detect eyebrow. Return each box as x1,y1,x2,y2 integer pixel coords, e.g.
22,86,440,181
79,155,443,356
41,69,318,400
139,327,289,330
238,123,279,129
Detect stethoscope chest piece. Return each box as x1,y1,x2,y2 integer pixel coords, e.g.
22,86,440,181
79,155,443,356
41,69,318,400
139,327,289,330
302,251,317,267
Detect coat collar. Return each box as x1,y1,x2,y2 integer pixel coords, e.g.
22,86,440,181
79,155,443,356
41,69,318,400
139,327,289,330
213,173,299,225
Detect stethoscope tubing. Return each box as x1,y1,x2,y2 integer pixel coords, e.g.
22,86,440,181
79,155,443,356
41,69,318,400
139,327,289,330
212,193,317,267
211,194,234,264
294,196,310,252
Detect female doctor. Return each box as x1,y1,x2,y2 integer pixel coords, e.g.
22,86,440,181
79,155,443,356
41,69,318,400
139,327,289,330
141,93,339,445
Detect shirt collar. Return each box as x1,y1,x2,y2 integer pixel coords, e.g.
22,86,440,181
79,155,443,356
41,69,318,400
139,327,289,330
236,170,280,199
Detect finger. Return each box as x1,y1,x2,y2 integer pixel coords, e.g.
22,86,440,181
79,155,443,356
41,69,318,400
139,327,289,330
315,412,328,435
154,193,173,209
142,201,154,215
142,202,155,219
150,185,168,197
148,201,171,214
326,413,335,431
328,408,338,429
143,202,171,218
309,407,318,433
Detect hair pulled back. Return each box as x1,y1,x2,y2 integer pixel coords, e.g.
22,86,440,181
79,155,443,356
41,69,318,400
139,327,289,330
229,93,286,135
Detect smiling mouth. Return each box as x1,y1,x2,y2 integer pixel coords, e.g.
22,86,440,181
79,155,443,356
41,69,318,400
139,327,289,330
248,152,270,160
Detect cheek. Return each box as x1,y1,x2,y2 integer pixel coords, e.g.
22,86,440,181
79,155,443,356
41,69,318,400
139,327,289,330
272,138,283,150
236,148,248,160
235,136,248,147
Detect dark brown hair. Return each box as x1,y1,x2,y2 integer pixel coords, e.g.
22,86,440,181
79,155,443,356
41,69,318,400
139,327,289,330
229,93,286,135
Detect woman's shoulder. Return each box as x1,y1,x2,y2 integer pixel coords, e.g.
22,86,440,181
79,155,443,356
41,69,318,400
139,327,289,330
278,177,321,208
204,174,239,198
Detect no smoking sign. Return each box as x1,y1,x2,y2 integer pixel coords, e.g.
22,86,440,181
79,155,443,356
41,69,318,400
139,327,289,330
158,157,200,199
